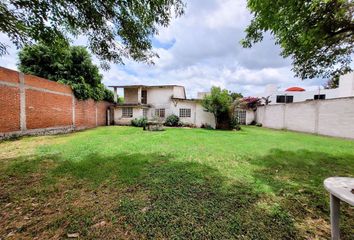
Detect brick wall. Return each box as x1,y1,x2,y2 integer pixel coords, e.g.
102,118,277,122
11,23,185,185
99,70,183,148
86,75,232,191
0,67,112,139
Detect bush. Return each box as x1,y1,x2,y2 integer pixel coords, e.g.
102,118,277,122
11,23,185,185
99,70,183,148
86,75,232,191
229,116,241,130
256,123,262,127
131,117,147,127
164,114,180,126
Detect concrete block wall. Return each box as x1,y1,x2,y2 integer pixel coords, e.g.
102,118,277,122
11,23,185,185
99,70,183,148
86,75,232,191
0,67,112,139
256,98,354,139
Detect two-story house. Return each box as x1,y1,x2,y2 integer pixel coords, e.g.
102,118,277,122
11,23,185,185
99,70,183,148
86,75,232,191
109,85,215,128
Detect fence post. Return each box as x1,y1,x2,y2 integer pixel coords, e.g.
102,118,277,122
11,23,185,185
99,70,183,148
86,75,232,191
314,101,320,134
19,73,26,132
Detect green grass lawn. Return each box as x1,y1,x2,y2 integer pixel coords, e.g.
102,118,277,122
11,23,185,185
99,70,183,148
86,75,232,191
0,126,353,239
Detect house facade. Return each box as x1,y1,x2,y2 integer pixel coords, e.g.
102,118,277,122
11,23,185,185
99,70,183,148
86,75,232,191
109,85,216,128
257,72,354,105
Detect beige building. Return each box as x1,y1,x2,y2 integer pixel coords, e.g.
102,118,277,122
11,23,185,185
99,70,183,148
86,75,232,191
109,85,216,128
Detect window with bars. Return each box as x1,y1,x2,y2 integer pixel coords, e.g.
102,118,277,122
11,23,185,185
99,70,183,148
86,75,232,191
143,108,148,117
179,108,191,118
235,109,246,125
122,107,133,118
155,108,165,118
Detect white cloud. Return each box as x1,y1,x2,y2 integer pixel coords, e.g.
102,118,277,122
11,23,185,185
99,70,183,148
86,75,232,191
0,0,328,98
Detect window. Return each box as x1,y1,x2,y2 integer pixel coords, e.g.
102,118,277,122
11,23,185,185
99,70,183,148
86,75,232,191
235,109,246,125
276,95,293,103
179,108,191,118
314,94,326,100
141,90,147,104
143,108,148,117
155,108,165,118
122,107,133,118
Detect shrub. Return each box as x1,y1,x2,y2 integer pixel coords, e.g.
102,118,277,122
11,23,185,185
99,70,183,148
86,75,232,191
164,114,180,126
229,116,241,130
256,123,263,127
131,117,147,127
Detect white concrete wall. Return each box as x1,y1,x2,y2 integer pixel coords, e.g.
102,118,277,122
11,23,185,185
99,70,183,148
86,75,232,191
338,72,354,97
173,86,186,98
245,110,255,125
147,87,173,108
170,100,197,125
195,103,216,128
113,107,144,125
256,97,354,139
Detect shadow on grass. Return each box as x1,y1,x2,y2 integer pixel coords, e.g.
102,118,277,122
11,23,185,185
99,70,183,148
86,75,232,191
45,152,299,239
250,149,354,239
2,149,352,239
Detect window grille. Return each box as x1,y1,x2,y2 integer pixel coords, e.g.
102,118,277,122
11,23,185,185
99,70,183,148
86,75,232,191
179,108,191,117
155,108,165,118
122,107,133,118
235,109,246,125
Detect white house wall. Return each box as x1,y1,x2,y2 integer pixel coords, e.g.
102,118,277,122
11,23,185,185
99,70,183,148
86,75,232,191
338,73,354,97
113,107,144,125
173,86,186,98
259,72,354,105
267,88,340,105
147,87,174,108
170,101,197,125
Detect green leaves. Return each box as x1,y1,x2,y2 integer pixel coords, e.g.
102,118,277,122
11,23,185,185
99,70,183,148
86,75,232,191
1,0,185,66
202,86,233,129
18,43,113,101
242,0,354,79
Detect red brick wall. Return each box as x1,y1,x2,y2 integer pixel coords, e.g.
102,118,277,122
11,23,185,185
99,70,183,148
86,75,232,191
0,68,19,84
25,74,72,94
0,85,20,132
97,101,111,126
0,67,112,137
26,90,73,129
75,99,97,128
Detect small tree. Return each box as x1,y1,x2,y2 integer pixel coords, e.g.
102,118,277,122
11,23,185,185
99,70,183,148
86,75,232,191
202,86,232,129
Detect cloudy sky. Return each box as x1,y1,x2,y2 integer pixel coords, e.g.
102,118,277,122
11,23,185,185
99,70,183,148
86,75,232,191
0,0,329,98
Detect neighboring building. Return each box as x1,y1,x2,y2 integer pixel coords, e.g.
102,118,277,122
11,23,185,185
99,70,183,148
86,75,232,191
109,85,216,128
257,72,354,105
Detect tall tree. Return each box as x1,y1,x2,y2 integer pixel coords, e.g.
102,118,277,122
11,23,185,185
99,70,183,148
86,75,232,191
0,0,185,67
242,0,354,79
18,43,113,101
